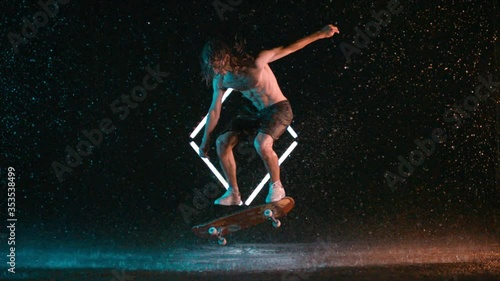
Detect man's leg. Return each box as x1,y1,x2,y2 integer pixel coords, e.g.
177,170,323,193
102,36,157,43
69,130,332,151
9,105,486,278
254,132,280,183
254,101,293,202
216,131,240,189
214,131,242,206
254,132,285,203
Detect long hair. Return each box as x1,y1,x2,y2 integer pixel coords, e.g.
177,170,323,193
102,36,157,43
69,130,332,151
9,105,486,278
200,36,254,86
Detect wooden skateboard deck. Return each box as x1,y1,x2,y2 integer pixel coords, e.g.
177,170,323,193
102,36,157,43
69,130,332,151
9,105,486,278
192,197,295,245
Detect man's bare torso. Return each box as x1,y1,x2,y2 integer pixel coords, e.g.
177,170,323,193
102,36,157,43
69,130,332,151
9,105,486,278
218,63,287,110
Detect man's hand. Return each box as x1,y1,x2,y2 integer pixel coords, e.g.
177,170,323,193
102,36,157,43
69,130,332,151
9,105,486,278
318,24,340,39
199,138,210,158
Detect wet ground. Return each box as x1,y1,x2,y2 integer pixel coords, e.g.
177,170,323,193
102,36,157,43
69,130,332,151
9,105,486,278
4,240,499,281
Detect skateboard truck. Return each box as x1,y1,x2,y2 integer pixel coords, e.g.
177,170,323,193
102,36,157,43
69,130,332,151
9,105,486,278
264,209,281,228
208,227,227,245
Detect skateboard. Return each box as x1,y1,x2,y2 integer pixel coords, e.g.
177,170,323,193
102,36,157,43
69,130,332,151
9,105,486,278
192,197,295,245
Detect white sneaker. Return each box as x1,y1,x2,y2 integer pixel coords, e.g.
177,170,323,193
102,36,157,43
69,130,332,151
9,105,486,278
214,187,242,206
265,181,286,203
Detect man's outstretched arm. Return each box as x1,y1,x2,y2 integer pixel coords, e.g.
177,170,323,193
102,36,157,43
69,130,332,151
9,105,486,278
256,24,339,65
199,76,224,157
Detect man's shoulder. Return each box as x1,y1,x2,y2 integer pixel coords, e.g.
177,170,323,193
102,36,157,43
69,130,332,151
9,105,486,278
253,54,267,68
212,74,227,90
212,73,224,83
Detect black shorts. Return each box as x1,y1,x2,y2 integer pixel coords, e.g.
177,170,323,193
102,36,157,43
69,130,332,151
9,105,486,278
224,100,293,140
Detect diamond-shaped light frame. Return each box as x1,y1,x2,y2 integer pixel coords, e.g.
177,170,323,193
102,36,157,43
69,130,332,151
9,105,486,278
189,88,298,206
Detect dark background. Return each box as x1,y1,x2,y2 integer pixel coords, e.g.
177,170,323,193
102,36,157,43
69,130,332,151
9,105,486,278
0,0,498,252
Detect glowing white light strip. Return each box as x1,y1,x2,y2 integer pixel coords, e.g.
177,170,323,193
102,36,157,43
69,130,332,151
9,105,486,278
244,141,298,205
189,116,207,139
189,141,229,189
221,88,233,102
287,126,298,139
189,88,234,139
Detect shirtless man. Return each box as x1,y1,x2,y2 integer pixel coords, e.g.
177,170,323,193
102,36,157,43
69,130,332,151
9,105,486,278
199,24,340,206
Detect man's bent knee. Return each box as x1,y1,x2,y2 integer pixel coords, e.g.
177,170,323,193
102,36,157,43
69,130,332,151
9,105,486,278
216,133,237,155
254,134,274,156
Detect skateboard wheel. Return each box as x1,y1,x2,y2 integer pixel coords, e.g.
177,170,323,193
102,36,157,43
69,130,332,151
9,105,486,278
272,219,281,228
218,238,227,246
264,209,273,217
208,227,218,236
